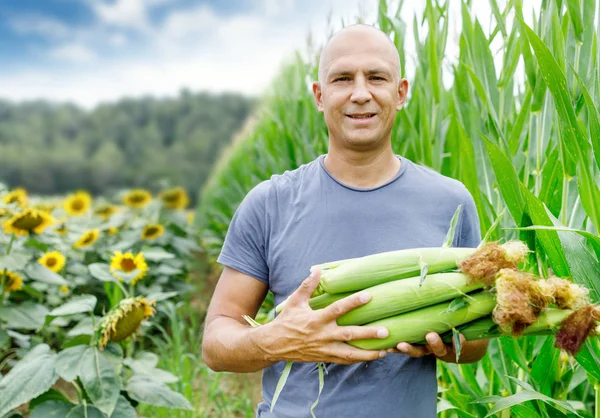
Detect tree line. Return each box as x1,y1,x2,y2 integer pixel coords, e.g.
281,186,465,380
0,89,255,204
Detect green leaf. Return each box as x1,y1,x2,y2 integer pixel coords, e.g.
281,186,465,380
65,404,105,418
79,347,121,417
309,361,325,418
24,263,67,286
88,263,117,283
443,296,469,314
50,295,97,316
29,401,74,418
530,336,560,396
23,238,50,252
481,132,525,225
452,327,462,363
109,396,137,418
125,375,193,410
270,361,293,412
0,253,30,271
565,0,584,43
443,204,462,247
29,388,72,411
141,248,175,261
0,344,59,417
55,345,88,382
67,316,101,337
575,337,600,382
0,302,49,330
483,389,580,417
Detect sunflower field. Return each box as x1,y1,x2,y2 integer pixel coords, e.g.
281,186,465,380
0,184,203,417
197,0,600,416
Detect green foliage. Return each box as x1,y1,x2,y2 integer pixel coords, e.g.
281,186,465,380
198,0,600,416
0,91,255,203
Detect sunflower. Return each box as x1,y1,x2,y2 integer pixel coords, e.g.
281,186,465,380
141,224,164,240
123,189,152,209
59,284,69,294
2,188,27,208
73,229,100,249
1,270,23,294
110,251,148,284
55,224,68,236
38,251,66,273
159,186,189,210
94,204,119,220
107,226,119,235
34,202,57,213
64,191,92,216
0,208,10,218
97,296,156,349
3,208,54,236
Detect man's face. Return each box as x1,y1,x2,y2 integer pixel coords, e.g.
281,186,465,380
313,30,408,150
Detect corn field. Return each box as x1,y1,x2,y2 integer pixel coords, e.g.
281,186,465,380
198,0,600,416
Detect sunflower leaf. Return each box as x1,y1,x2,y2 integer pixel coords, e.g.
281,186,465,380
49,295,97,316
89,263,118,283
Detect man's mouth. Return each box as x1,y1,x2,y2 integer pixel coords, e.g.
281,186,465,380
346,113,376,119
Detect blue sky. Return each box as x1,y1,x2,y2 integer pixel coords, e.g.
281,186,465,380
0,0,539,108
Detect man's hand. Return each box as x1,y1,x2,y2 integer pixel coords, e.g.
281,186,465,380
252,268,390,365
388,332,489,364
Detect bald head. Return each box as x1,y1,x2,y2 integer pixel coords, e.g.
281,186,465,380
318,24,401,83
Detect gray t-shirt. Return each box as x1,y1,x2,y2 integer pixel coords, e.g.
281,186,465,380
217,153,481,418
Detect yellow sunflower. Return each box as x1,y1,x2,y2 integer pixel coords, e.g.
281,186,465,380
1,270,23,293
107,226,119,235
159,186,189,210
64,191,92,216
97,296,156,349
2,188,27,208
38,251,66,273
55,224,68,236
73,229,100,249
59,284,69,294
141,224,164,240
110,251,148,285
0,208,10,218
94,204,119,220
186,210,195,224
3,208,54,236
123,189,152,209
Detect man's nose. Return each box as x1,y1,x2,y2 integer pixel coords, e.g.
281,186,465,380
350,77,372,103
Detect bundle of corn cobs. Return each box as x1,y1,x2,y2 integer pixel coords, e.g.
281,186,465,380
275,241,599,357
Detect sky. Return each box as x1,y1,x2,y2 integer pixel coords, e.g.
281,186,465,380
0,0,536,108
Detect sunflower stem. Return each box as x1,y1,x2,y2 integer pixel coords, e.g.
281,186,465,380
89,310,97,346
6,234,15,255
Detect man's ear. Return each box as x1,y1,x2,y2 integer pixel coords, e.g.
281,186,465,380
312,82,324,112
396,78,409,111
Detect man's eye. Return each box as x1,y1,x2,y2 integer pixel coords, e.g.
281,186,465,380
371,76,385,81
334,77,350,82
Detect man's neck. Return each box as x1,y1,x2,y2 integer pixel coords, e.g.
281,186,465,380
323,146,401,189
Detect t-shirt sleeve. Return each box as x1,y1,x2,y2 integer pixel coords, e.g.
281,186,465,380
216,180,270,285
455,189,482,248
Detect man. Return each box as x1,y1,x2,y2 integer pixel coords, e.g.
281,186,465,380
202,24,489,417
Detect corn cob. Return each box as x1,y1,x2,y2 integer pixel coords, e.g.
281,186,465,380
310,241,528,296
348,291,496,350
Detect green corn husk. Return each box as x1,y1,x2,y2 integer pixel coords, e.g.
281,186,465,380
311,246,476,296
275,271,485,318
348,291,496,350
437,308,573,344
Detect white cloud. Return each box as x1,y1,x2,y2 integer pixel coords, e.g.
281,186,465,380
91,0,150,31
8,14,70,39
47,43,97,63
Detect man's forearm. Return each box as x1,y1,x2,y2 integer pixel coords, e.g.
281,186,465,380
202,316,278,373
438,339,489,364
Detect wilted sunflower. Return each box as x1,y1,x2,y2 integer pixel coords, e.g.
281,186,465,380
97,296,156,349
38,251,66,273
2,188,27,208
110,251,148,284
141,224,164,240
159,186,189,210
64,191,92,216
73,229,100,249
3,208,54,236
94,204,119,220
123,189,152,209
1,270,23,293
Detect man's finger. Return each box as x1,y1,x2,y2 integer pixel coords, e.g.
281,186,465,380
396,342,430,358
425,332,448,357
333,325,389,342
321,291,372,322
286,267,321,306
332,345,388,364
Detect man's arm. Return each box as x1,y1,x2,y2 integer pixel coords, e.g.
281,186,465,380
202,266,391,373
